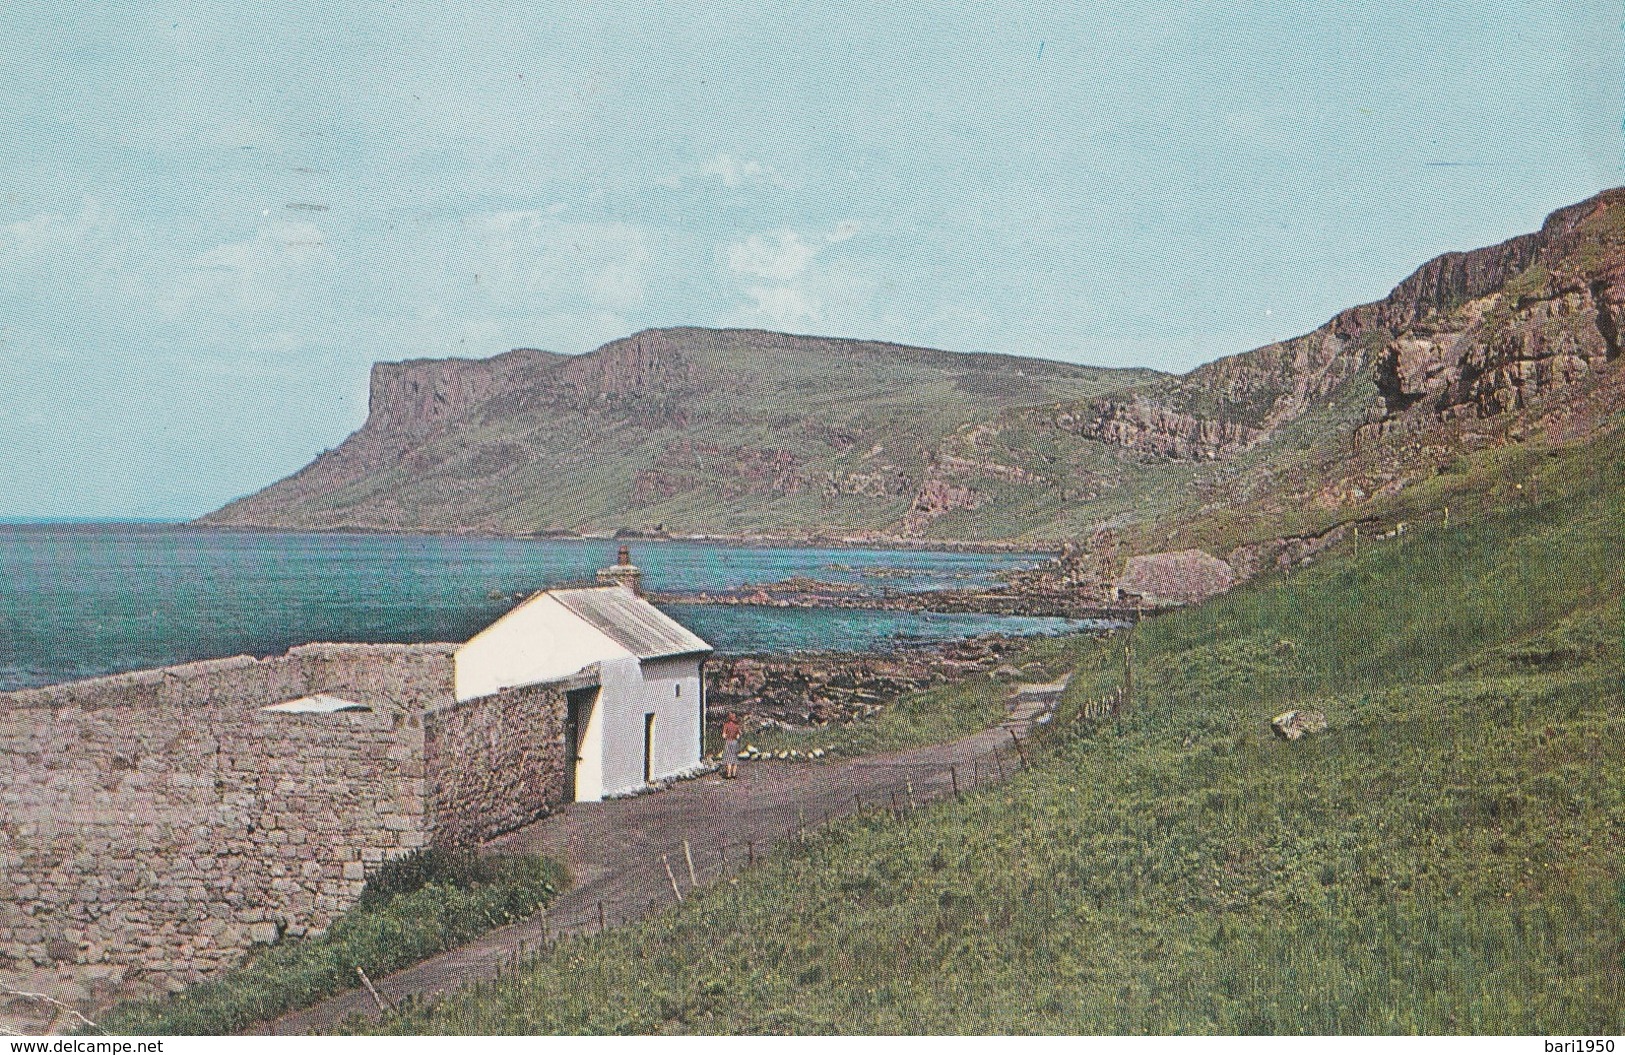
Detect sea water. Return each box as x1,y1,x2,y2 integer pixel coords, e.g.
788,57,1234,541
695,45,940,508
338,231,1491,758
0,524,1098,691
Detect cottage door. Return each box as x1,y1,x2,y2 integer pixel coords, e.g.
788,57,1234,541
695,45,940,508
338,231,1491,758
643,712,656,785
564,687,595,801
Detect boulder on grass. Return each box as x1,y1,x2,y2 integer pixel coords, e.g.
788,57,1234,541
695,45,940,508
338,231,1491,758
1270,709,1328,741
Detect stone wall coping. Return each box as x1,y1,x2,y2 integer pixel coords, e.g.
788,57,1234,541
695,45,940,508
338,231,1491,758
0,642,463,712
287,642,460,659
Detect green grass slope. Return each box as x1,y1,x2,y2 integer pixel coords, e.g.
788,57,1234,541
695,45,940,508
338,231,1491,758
361,425,1622,1035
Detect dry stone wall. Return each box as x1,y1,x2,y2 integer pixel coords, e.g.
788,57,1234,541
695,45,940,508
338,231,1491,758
422,675,582,846
0,642,460,715
0,640,582,1004
0,645,457,991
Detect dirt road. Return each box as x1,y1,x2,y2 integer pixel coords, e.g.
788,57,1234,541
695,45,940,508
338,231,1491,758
260,684,1063,1035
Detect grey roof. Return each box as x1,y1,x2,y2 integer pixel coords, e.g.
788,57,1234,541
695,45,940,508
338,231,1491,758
550,586,712,660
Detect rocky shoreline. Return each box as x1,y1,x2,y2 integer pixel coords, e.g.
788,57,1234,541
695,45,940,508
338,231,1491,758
183,521,1057,557
652,586,1135,620
703,636,1073,730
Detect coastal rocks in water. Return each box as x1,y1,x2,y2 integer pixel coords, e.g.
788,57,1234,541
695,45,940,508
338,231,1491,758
705,639,1026,728
1270,709,1329,741
1115,550,1236,605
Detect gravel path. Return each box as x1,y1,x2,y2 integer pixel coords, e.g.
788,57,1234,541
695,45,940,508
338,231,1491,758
258,681,1065,1035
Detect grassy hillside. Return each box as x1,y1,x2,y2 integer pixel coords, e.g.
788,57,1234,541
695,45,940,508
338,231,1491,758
201,328,1155,537
358,423,1622,1035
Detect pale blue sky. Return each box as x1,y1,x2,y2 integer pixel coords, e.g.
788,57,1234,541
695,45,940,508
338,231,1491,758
1,1,1620,518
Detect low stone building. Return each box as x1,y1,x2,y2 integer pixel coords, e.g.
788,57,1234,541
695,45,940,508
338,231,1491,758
0,559,710,1000
454,554,713,801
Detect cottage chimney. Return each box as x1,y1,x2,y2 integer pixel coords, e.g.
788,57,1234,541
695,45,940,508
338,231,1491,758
597,545,643,594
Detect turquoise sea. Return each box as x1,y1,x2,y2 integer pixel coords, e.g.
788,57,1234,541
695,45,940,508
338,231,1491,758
0,525,1097,691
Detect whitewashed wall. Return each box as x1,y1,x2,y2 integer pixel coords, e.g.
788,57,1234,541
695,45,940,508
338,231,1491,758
591,654,704,799
453,593,627,701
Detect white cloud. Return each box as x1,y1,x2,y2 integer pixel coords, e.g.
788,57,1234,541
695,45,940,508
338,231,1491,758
160,221,335,322
723,221,861,282
0,201,180,338
701,152,780,188
0,202,106,257
729,266,879,332
828,219,861,243
451,213,653,314
738,284,821,328
468,209,549,234
725,230,819,281
720,222,874,331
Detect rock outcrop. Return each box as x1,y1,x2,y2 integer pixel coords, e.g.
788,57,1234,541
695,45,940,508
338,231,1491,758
704,639,1032,728
1043,189,1625,465
902,473,984,533
1115,550,1236,605
1051,398,1263,460
1270,709,1329,741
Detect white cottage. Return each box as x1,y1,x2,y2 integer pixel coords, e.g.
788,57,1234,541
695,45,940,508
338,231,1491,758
452,554,712,802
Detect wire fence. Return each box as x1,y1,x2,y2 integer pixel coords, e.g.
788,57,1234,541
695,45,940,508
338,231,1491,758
558,737,1029,933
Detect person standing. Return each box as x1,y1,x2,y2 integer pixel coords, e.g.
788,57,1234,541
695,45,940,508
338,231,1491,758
722,712,743,779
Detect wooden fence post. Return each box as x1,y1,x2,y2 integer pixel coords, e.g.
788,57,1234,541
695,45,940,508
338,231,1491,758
1123,636,1134,713
683,839,699,888
662,854,684,902
357,966,397,1015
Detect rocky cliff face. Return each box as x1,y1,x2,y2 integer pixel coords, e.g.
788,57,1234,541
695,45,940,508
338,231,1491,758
1039,189,1625,464
1039,322,1366,463
1050,398,1264,460
367,348,562,439
1362,193,1623,423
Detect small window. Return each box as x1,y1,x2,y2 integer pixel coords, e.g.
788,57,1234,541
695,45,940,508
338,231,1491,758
675,683,682,698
